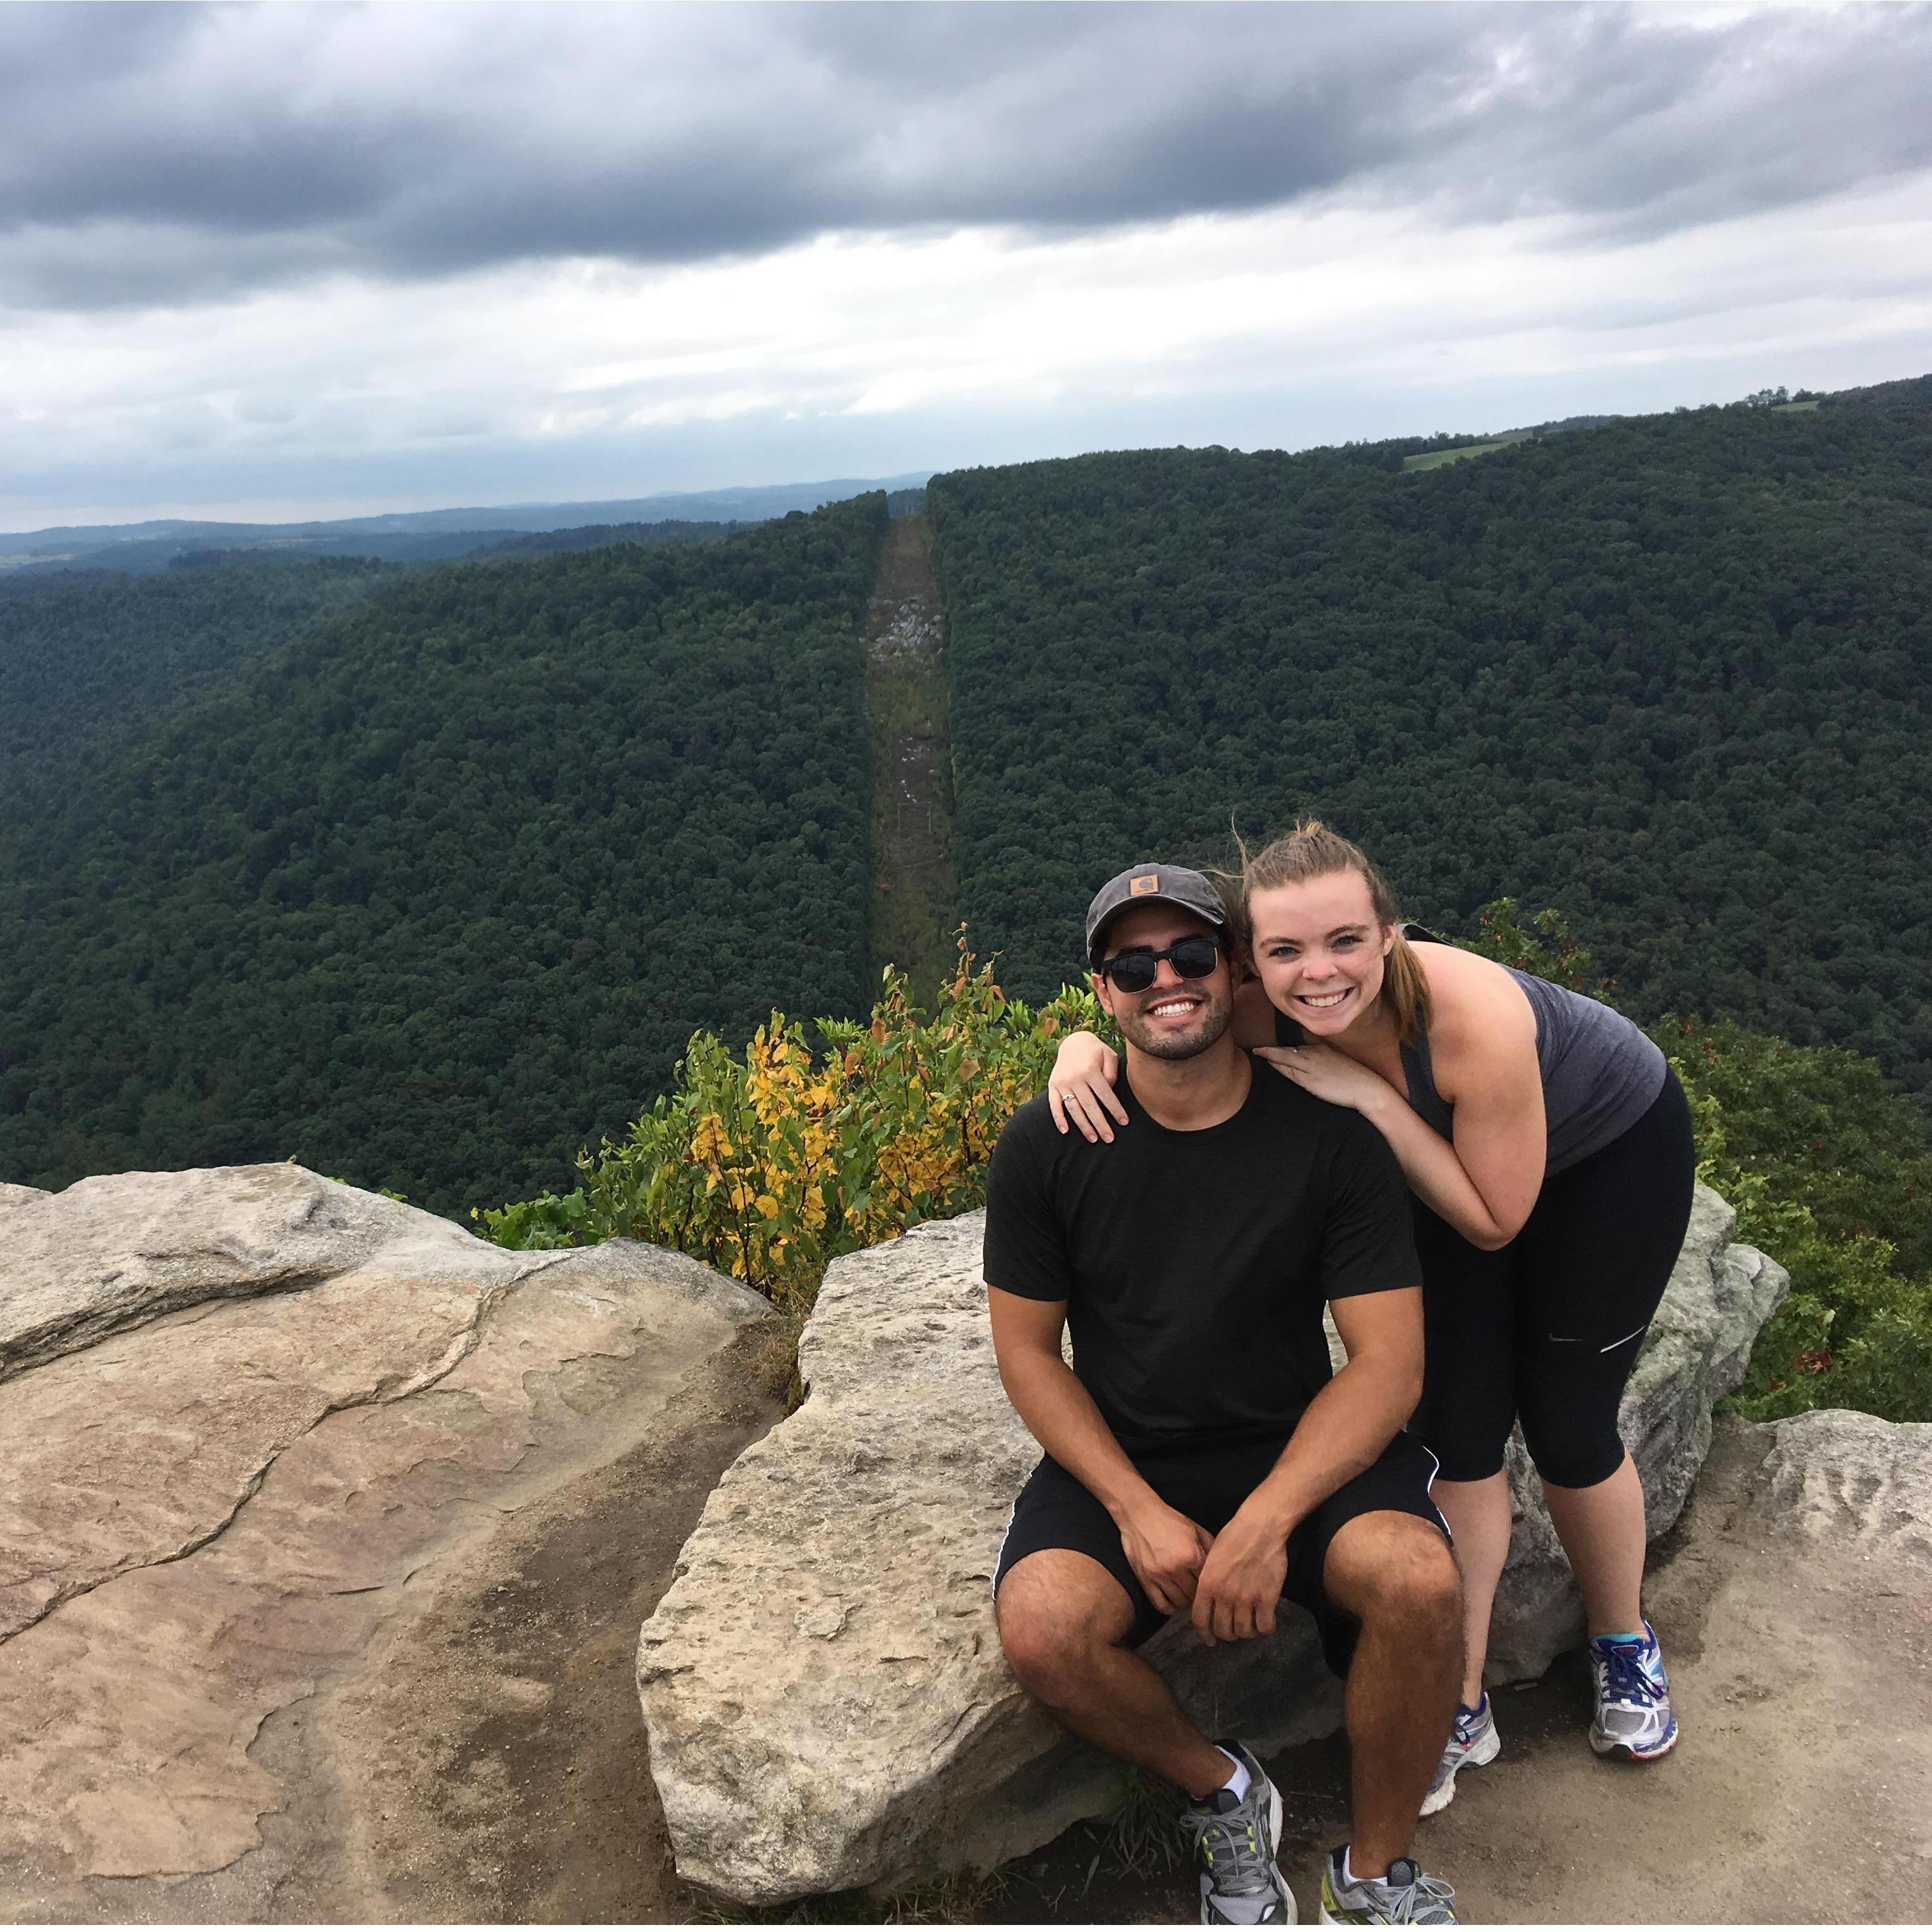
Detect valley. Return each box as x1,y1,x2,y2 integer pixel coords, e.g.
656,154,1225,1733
1,375,1928,1230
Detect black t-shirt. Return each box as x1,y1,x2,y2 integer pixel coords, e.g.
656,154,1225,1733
983,1063,1420,1450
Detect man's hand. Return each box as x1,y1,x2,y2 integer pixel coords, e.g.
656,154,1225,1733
1191,1507,1291,1646
1118,1497,1214,1616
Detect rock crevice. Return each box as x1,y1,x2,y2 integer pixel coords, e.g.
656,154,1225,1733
0,1168,780,1919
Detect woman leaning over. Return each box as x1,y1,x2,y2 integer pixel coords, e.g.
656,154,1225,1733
1047,821,1695,1816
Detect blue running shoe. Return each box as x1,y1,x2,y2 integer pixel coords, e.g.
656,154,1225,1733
1419,1694,1499,1817
1588,1618,1678,1760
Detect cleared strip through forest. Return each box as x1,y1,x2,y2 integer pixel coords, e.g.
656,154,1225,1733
863,512,958,1006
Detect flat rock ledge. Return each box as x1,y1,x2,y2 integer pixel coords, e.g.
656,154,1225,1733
1751,1405,1932,1555
639,1184,1786,1905
0,1164,778,1921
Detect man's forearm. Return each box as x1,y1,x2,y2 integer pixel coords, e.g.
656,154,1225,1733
1237,1354,1418,1537
999,1349,1163,1525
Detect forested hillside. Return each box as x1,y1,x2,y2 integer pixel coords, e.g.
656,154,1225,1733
0,497,885,1210
0,557,391,812
934,375,1932,1103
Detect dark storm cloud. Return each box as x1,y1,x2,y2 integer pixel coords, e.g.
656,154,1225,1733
3,1,1928,309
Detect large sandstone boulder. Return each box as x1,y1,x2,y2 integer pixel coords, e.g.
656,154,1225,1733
639,1184,1786,1905
1750,1405,1932,1553
0,1165,780,1922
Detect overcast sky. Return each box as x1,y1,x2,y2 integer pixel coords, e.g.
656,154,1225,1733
4,0,1929,529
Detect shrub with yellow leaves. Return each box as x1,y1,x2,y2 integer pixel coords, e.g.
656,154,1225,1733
477,935,1110,1316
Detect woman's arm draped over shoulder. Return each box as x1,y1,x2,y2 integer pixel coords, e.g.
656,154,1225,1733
1047,1030,1126,1141
1258,956,1546,1249
1378,1005,1545,1247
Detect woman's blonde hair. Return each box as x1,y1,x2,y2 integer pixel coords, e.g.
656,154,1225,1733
1232,818,1433,1046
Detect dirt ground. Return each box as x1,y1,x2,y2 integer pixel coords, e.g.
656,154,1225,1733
340,1404,1921,1928
986,1420,1932,1926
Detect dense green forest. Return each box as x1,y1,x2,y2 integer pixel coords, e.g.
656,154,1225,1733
0,557,393,813
0,528,764,815
0,498,885,1209
4,374,1929,1251
932,375,1932,1106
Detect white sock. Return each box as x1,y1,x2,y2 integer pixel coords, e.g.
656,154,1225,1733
1341,1846,1380,1890
1215,1749,1252,1802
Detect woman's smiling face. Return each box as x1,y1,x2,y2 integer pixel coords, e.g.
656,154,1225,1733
1247,868,1396,1037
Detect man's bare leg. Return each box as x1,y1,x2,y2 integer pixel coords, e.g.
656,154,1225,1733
996,1549,1233,1799
1322,1511,1464,1877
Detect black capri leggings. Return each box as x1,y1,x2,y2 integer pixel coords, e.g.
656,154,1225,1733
1408,1068,1697,1490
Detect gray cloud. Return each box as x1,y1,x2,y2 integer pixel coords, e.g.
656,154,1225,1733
1,1,1928,311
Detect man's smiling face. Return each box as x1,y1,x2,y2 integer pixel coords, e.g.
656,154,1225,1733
1090,903,1234,1062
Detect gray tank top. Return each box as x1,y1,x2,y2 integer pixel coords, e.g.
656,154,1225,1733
1397,948,1666,1175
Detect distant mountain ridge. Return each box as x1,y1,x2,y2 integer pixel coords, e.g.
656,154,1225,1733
0,473,933,571
5,374,1930,1217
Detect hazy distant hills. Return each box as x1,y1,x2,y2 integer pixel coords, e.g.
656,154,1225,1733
0,524,767,814
0,472,932,573
0,557,397,816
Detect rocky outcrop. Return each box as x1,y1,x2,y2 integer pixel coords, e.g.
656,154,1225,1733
0,1165,445,1384
1751,1406,1932,1553
0,1165,780,1922
639,1185,1786,1905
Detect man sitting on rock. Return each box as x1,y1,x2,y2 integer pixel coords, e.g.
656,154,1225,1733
985,864,1463,1926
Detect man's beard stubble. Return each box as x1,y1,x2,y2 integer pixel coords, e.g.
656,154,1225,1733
1114,984,1235,1061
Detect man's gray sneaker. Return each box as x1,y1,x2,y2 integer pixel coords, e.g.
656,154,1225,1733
1180,1740,1296,1925
1418,1693,1500,1817
1319,1847,1457,1924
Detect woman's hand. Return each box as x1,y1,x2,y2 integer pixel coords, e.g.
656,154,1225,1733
1253,1041,1398,1118
1047,1030,1128,1142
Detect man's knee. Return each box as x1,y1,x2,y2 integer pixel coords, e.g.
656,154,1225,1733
1323,1511,1462,1632
995,1550,1135,1702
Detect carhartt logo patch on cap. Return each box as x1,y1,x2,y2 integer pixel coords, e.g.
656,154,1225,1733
1129,873,1160,896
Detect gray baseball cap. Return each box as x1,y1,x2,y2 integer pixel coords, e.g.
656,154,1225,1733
1084,862,1230,964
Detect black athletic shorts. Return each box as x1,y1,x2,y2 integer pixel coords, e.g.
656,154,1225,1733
992,1428,1448,1676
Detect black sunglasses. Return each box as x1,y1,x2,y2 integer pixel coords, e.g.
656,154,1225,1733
1097,934,1224,993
